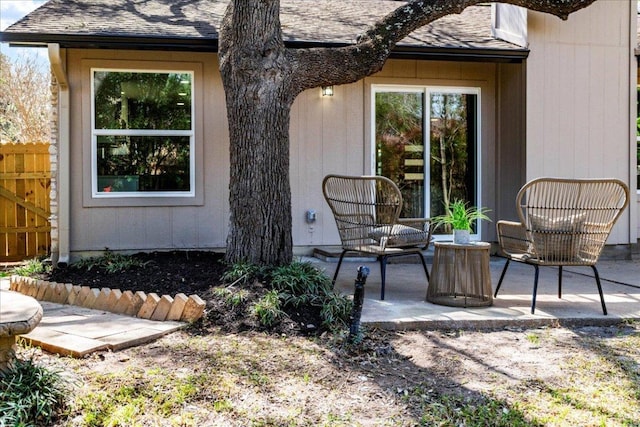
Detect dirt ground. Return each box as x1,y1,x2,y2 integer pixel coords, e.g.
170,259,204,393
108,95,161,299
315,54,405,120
25,322,638,426
35,251,640,425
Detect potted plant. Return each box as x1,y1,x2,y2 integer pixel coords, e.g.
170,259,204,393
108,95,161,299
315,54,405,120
433,199,491,244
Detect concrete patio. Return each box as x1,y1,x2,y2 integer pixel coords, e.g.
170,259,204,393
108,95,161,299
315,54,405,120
308,253,640,330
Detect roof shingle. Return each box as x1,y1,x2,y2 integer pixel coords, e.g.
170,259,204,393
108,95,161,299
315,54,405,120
1,0,523,56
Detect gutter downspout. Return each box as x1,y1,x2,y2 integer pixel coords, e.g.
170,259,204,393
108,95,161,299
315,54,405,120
628,1,638,244
48,44,70,266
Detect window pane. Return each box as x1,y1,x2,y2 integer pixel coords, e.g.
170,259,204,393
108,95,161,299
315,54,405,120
429,92,477,226
374,89,480,230
375,91,425,218
97,135,190,192
94,71,192,130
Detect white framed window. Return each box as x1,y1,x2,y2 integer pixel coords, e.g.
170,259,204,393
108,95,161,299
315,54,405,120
372,85,483,239
91,69,195,198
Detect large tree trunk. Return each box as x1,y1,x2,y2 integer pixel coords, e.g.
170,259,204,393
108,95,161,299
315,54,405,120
219,0,295,265
224,90,293,265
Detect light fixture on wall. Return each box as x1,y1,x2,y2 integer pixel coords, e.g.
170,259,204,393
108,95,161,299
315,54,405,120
321,85,334,97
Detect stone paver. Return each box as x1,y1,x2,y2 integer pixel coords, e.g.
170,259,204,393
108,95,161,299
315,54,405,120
23,327,109,357
6,298,185,358
167,293,188,321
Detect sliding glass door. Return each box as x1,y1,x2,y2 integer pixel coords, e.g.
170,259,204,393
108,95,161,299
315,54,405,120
373,86,481,236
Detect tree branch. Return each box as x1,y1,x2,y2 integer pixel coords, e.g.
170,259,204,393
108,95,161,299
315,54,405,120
290,0,597,93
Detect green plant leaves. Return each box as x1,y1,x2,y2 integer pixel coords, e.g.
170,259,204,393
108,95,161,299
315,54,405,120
0,357,69,426
432,199,491,232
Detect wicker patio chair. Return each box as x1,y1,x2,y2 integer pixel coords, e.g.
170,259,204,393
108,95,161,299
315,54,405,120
322,174,432,300
495,177,629,314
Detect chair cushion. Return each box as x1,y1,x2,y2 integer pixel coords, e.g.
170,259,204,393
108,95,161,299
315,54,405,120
368,224,429,247
528,213,586,261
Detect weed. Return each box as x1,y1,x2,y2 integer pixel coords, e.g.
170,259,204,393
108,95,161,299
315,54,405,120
74,368,207,426
221,261,263,285
0,357,69,426
10,257,51,277
415,392,541,426
526,333,540,346
251,289,284,327
248,371,270,386
213,399,233,412
71,249,150,273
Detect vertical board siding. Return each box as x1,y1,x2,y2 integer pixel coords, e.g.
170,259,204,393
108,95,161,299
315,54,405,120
0,143,51,261
496,63,526,223
526,1,633,244
65,51,503,254
68,50,226,254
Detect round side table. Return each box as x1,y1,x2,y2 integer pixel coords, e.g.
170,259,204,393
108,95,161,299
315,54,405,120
426,241,493,307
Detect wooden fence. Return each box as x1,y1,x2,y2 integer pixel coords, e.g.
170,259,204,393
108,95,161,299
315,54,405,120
0,143,51,262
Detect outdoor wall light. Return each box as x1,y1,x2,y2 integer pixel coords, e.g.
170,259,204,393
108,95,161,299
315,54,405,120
306,209,317,223
321,85,334,97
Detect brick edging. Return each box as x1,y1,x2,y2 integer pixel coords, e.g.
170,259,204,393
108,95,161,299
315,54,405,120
8,276,205,322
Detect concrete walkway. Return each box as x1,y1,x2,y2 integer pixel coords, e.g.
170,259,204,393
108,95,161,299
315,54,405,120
1,254,639,357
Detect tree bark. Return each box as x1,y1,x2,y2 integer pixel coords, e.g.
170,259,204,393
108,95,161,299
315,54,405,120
219,0,596,265
220,0,297,265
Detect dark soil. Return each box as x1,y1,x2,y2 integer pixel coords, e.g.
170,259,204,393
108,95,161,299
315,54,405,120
47,251,226,296
44,251,324,336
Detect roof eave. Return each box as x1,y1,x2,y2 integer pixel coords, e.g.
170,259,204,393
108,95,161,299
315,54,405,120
1,32,219,52
1,33,529,63
389,45,527,63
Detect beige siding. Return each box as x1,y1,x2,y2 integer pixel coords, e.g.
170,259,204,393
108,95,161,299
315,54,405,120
302,59,504,247
64,50,513,255
526,1,636,244
496,63,526,223
66,49,228,254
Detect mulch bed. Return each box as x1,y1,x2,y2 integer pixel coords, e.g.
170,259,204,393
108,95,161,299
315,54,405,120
46,251,226,297
43,251,327,336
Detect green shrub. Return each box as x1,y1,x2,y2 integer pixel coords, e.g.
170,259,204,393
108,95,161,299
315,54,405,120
212,287,249,307
222,260,352,332
0,357,69,426
319,292,353,329
251,290,284,327
269,261,331,306
221,261,263,286
268,261,351,330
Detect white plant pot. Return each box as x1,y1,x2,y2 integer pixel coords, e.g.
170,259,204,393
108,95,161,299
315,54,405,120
453,229,470,245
